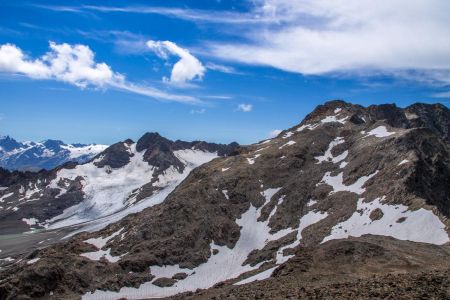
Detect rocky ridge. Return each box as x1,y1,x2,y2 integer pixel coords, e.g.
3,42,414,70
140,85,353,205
0,100,449,300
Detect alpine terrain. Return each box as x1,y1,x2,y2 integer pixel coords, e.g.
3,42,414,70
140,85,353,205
0,100,449,300
0,136,108,171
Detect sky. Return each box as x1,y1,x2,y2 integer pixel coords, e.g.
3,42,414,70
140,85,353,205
0,0,450,145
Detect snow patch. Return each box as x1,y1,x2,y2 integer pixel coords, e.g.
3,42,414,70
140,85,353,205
279,141,296,149
364,126,395,138
234,267,276,285
315,137,348,164
222,190,229,200
27,258,40,264
247,154,260,165
275,210,328,264
398,159,409,166
22,218,38,226
322,197,449,245
296,123,319,132
318,171,378,195
282,132,293,139
321,115,349,124
61,144,108,159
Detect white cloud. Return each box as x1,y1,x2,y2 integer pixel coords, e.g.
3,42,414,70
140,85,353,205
208,0,450,85
268,129,282,138
74,5,276,24
0,42,198,104
190,108,206,114
205,62,237,74
237,103,253,112
146,40,206,84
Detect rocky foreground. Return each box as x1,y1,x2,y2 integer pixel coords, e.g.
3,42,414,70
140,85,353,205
0,100,449,299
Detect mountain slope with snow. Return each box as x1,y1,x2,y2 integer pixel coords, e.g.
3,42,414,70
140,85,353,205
0,101,449,299
0,133,238,235
0,135,108,171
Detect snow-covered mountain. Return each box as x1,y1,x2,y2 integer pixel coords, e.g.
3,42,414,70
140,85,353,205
0,132,239,234
0,101,449,299
0,135,108,171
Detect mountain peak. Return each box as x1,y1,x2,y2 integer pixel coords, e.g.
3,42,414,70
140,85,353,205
136,132,172,152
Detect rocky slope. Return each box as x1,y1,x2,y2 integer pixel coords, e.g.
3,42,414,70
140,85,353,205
0,136,107,171
0,100,449,300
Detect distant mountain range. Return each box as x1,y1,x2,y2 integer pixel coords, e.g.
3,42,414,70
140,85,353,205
0,135,108,171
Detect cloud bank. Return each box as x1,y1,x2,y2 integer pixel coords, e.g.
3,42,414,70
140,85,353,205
0,42,198,104
209,0,450,85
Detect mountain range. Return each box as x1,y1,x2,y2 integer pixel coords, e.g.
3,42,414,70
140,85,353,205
0,100,449,300
0,136,108,171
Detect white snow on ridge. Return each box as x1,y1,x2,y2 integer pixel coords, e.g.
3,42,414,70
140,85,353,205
275,210,328,264
364,126,395,138
261,188,282,203
398,159,409,166
27,258,40,265
222,190,229,200
279,141,296,149
234,266,277,285
322,197,449,245
321,115,348,124
247,154,260,165
61,144,108,159
315,137,348,164
46,147,218,232
0,192,13,202
80,228,127,263
150,265,194,279
319,171,378,195
296,123,319,132
282,132,293,139
21,218,38,226
84,228,124,249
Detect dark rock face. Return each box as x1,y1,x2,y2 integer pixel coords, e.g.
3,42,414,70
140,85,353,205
152,277,177,287
172,272,188,280
406,103,450,142
0,100,449,299
369,208,384,221
93,139,134,169
136,132,239,175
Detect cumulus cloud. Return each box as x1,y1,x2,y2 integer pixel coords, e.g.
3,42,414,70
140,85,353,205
146,40,205,84
268,129,282,138
237,103,253,112
208,0,450,85
0,42,198,104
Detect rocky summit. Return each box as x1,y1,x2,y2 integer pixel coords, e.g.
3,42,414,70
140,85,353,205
0,100,449,300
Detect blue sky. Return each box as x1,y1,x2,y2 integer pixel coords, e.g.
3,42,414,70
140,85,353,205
1,0,449,145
